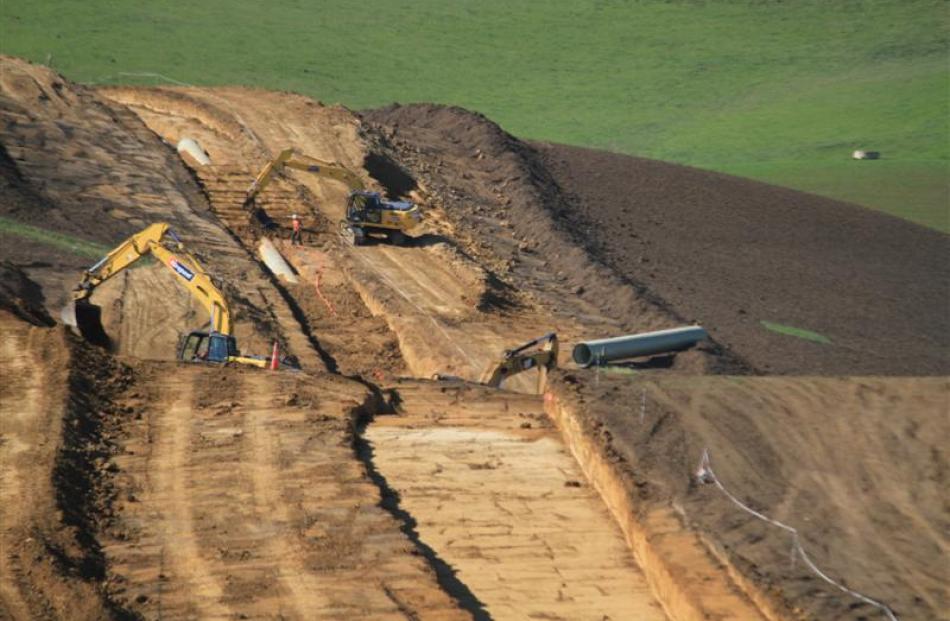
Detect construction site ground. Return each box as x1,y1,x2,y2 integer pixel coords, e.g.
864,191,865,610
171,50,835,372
1,55,947,621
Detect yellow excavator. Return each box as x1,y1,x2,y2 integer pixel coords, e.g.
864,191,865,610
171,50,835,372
434,333,559,392
61,222,273,368
480,333,559,392
244,147,423,246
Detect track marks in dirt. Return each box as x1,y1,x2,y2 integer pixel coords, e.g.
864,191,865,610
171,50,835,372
104,364,466,619
0,319,55,619
368,381,669,620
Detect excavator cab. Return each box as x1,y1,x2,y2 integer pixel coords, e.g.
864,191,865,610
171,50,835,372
341,190,421,246
178,331,238,364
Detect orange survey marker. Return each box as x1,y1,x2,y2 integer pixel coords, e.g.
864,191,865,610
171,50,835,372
314,272,337,317
270,340,280,370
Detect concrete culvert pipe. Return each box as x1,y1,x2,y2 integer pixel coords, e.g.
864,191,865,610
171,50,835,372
258,237,299,283
572,326,708,368
177,138,211,166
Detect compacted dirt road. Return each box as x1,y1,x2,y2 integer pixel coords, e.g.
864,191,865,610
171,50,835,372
368,381,669,620
104,365,464,620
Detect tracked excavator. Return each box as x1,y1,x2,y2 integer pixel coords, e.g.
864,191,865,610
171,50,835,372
244,148,422,246
61,222,275,368
434,333,559,392
480,332,559,391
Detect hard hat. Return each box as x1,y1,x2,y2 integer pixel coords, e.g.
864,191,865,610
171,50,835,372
292,213,299,219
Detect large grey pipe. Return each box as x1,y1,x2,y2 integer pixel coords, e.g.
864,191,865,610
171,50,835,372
572,326,707,368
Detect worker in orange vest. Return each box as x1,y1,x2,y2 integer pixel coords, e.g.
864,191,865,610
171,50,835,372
291,213,302,245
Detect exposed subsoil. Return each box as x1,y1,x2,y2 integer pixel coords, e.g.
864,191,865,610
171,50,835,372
0,307,135,620
362,104,950,377
2,54,947,621
548,370,949,621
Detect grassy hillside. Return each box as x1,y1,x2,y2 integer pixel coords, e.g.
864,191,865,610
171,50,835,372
3,0,947,230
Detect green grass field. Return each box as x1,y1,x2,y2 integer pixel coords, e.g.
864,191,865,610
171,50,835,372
3,0,947,230
0,216,110,259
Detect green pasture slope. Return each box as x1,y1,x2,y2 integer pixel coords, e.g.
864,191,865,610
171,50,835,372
3,0,947,230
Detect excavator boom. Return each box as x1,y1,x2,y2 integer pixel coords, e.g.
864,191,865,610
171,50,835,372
243,148,364,209
65,222,231,335
479,333,559,392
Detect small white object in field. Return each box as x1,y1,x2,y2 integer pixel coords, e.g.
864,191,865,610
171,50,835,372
852,150,881,160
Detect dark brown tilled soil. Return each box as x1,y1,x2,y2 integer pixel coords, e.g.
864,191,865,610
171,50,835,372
536,143,950,376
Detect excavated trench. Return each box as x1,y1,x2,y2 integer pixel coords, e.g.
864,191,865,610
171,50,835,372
2,60,941,621
169,145,678,618
82,82,770,620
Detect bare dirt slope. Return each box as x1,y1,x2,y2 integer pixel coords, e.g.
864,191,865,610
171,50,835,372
99,85,693,619
0,56,319,367
0,311,89,620
359,102,949,620
2,60,686,620
3,55,946,621
549,371,950,621
103,363,465,620
99,86,574,383
362,104,949,377
0,270,132,620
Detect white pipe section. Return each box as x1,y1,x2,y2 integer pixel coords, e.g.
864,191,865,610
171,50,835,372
572,326,707,368
176,138,211,166
258,237,299,284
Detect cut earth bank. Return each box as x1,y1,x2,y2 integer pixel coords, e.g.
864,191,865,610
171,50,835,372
1,56,947,620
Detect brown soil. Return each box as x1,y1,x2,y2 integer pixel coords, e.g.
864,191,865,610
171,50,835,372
548,370,949,621
362,105,949,377
360,104,743,376
535,143,950,376
0,56,319,366
0,310,134,620
2,54,946,621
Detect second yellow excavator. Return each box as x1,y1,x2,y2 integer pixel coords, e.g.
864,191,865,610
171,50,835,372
433,333,559,393
479,333,559,392
61,222,278,368
244,148,423,246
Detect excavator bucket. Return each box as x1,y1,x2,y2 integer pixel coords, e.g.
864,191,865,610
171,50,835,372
62,300,112,348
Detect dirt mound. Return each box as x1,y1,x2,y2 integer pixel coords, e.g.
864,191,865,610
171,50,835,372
0,261,54,326
362,104,949,376
362,104,750,374
549,371,949,621
0,311,134,620
0,58,326,366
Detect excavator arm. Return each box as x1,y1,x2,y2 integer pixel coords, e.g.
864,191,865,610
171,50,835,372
62,222,278,368
67,222,232,335
243,148,364,209
479,333,559,392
